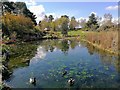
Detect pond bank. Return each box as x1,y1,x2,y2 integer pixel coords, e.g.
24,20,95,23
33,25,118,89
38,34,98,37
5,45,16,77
82,39,119,56
4,34,119,56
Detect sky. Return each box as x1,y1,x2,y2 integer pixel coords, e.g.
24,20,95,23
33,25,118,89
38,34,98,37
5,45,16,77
8,0,119,23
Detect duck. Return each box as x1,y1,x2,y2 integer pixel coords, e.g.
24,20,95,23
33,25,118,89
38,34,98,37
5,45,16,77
29,77,36,84
67,78,75,86
62,70,67,77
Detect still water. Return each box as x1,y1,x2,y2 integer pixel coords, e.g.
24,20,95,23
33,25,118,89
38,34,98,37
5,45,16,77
4,39,120,88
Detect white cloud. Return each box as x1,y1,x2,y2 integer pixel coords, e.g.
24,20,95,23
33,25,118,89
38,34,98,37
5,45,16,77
100,17,104,22
29,5,45,23
33,46,46,60
46,13,61,20
105,5,118,10
112,17,118,24
9,0,17,2
25,0,37,6
89,12,97,16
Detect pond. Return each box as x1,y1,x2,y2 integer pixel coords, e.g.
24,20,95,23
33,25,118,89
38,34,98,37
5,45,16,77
4,39,120,88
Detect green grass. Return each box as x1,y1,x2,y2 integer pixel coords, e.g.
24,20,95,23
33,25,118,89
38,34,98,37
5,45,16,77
68,30,86,39
53,30,86,39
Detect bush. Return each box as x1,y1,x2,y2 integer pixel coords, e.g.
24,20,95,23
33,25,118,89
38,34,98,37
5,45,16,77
2,12,34,39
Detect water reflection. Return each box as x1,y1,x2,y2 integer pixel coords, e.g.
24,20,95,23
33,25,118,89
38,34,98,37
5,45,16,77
115,56,120,73
8,39,120,73
5,39,120,88
85,41,120,72
33,46,46,60
61,40,69,54
48,45,55,52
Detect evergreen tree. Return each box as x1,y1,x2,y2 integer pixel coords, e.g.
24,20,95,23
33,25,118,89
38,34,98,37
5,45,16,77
86,13,99,31
48,15,54,22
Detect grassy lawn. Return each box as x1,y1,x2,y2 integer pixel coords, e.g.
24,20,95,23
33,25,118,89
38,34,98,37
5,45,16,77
48,30,86,39
68,30,82,36
68,30,86,39
53,30,85,39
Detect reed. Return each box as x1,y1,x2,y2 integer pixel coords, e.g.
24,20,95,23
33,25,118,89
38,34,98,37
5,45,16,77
84,31,119,54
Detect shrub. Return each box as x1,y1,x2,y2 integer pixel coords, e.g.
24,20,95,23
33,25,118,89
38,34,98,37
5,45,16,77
2,12,34,39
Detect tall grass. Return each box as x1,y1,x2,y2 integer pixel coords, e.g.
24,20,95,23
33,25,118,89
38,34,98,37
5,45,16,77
84,31,119,54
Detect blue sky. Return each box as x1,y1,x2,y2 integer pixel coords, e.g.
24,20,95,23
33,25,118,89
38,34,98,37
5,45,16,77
36,2,118,18
8,0,119,22
25,1,118,23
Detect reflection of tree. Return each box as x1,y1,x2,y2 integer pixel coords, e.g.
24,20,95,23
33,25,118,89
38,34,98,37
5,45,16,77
100,54,113,65
8,42,38,70
40,40,56,52
44,45,49,52
60,40,69,54
49,45,54,52
70,40,77,49
85,41,117,65
115,56,120,73
40,39,79,53
85,43,94,55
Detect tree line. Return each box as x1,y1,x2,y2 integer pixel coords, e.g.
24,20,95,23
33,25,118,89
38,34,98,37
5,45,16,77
39,12,118,35
2,2,46,42
2,1,119,42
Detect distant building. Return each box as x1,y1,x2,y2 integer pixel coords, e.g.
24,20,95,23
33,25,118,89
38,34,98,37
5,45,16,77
75,25,82,30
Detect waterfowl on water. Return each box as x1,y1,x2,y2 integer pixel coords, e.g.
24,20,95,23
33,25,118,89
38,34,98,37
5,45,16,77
62,70,67,77
67,78,75,86
29,77,36,84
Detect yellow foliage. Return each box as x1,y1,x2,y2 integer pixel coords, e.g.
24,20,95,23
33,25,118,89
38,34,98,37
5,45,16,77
2,12,34,34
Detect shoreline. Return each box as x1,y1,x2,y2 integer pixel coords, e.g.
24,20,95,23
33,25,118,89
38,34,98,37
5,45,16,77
82,39,119,56
3,36,119,56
